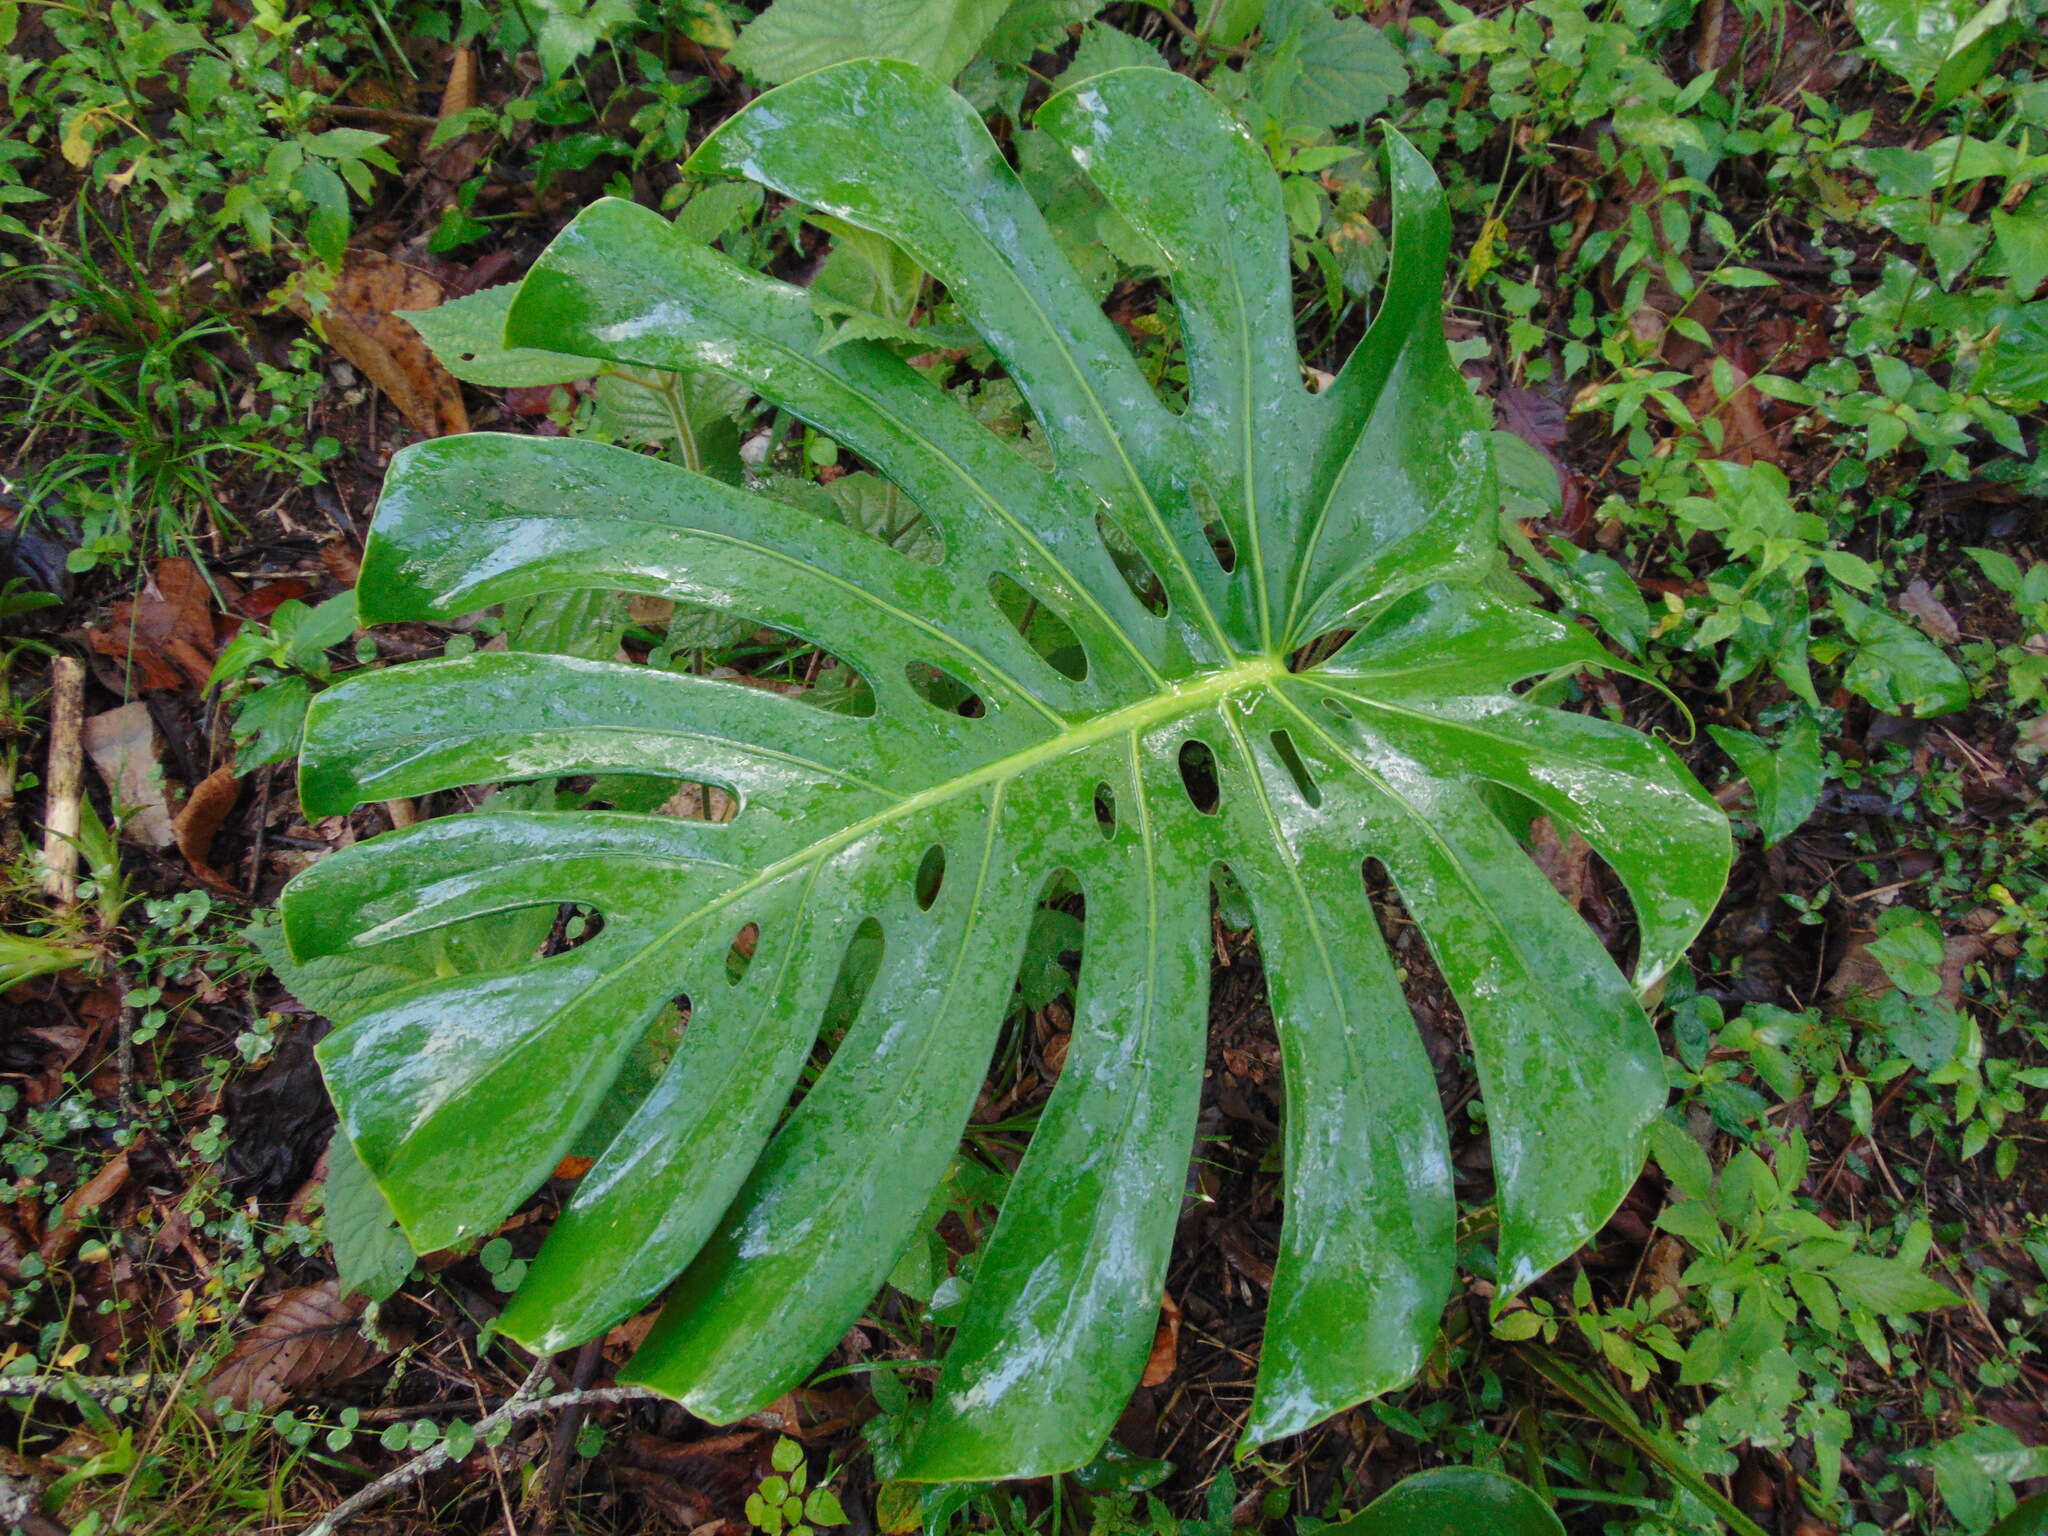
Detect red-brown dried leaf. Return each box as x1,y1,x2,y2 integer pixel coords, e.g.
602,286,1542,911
85,557,218,692
173,766,243,892
232,579,314,622
1140,1291,1181,1388
204,1281,392,1411
39,1152,131,1267
296,252,469,439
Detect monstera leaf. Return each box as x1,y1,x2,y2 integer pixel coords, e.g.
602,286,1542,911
282,60,1729,1478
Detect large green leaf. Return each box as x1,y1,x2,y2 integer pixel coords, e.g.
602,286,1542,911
725,0,1013,84
282,61,1728,1479
1328,1467,1565,1536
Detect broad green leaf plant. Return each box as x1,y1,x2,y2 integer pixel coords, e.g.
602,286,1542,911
282,60,1730,1478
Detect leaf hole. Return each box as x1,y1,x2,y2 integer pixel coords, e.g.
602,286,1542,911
988,572,1088,681
1210,523,1238,573
1288,629,1355,671
992,872,1085,1107
915,844,947,911
1016,877,1084,1022
1269,729,1322,808
542,904,605,956
1321,695,1353,721
1178,739,1221,815
657,780,741,821
1094,511,1169,618
905,660,986,718
1360,856,1467,1079
798,917,885,1102
666,619,876,718
1092,781,1117,840
725,922,760,986
1190,482,1236,573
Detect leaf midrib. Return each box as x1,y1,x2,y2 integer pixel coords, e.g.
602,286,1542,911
512,655,1292,1056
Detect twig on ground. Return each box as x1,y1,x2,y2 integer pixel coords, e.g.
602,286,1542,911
39,654,84,904
1,1465,70,1536
245,761,273,898
300,1356,660,1536
0,1372,164,1402
523,1338,604,1536
114,979,143,1125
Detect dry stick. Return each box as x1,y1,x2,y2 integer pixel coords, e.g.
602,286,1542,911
39,655,85,904
523,1338,605,1536
301,1359,661,1536
113,985,142,1128
1,1466,70,1536
245,763,274,898
0,1373,170,1401
0,658,22,857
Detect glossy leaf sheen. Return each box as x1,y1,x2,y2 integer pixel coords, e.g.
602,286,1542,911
283,61,1728,1479
1326,1467,1566,1536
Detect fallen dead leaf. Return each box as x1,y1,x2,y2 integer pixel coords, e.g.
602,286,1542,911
1529,815,1594,913
82,703,175,848
1825,934,1891,1003
1496,385,1567,452
85,557,217,692
1899,578,1960,645
231,577,312,622
204,1281,391,1411
318,540,362,588
172,765,242,891
1940,932,1992,1007
1141,1291,1181,1387
439,45,477,117
0,1210,29,1282
424,47,483,183
40,1152,132,1267
295,252,467,439
604,1307,660,1361
1682,353,1782,465
1641,1233,1697,1324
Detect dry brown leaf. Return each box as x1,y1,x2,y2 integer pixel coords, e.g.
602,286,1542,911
298,252,468,438
0,1209,30,1283
1899,579,1960,645
319,540,363,588
173,765,242,891
231,577,312,622
1528,815,1594,913
82,703,175,848
86,557,217,692
40,1152,131,1267
1682,355,1782,466
205,1281,390,1411
439,46,477,118
1940,932,1992,1007
425,49,483,183
1140,1291,1181,1387
1824,934,1891,1003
